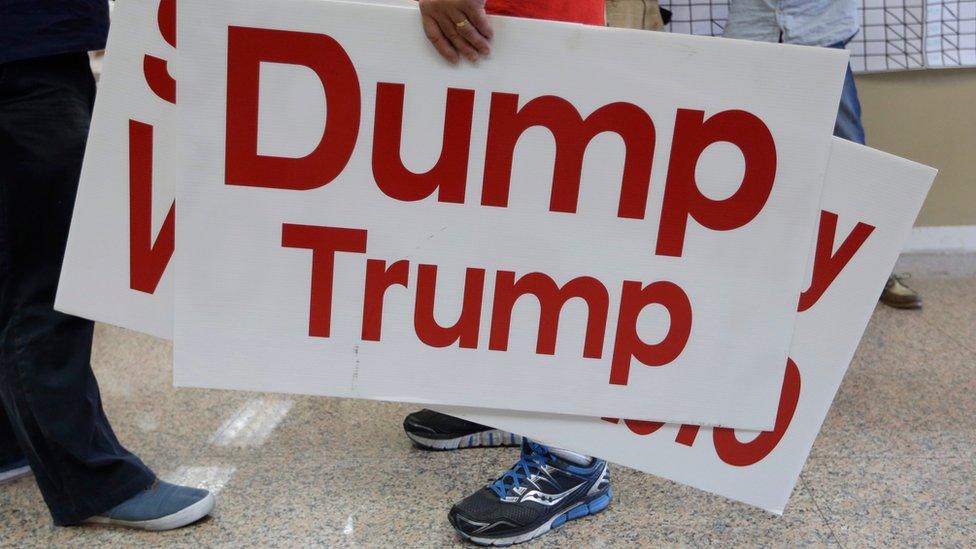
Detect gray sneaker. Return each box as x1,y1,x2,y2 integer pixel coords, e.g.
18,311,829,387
0,458,31,484
84,480,215,531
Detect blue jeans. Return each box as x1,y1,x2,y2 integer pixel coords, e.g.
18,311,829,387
830,42,866,145
0,52,155,525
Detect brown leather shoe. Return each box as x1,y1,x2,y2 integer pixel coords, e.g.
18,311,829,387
880,275,921,309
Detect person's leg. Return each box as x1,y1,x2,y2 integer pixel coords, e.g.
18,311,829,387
0,406,31,483
826,47,921,309
0,52,156,525
0,405,25,466
832,61,866,145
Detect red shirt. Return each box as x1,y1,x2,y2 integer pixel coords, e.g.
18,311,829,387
485,0,606,26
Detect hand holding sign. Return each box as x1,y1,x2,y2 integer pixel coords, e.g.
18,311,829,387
418,0,493,63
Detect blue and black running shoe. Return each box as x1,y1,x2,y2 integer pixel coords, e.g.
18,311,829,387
448,439,612,546
403,409,522,451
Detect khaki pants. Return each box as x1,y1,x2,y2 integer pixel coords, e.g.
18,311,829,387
606,0,666,31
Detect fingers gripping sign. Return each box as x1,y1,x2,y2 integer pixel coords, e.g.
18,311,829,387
418,0,493,63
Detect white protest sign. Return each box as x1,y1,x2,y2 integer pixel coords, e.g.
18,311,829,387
171,0,848,427
57,0,177,339
57,0,421,340
439,138,936,514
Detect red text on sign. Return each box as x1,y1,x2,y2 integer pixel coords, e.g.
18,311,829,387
223,26,779,258
282,224,693,386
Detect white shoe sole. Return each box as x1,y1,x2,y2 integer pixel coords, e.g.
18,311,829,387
0,464,31,484
406,429,522,450
84,492,216,531
461,487,613,546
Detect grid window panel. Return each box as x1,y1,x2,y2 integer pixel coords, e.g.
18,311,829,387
658,0,976,72
926,0,976,67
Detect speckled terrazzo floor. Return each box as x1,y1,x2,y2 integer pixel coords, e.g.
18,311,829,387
1,253,974,547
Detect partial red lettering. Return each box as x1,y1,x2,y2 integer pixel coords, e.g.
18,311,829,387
656,109,776,257
609,280,692,385
226,27,361,190
281,224,367,337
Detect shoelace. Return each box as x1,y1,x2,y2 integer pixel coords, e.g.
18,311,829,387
489,442,552,498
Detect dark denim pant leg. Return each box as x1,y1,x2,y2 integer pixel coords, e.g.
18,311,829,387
0,52,155,525
0,405,25,465
829,41,867,145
